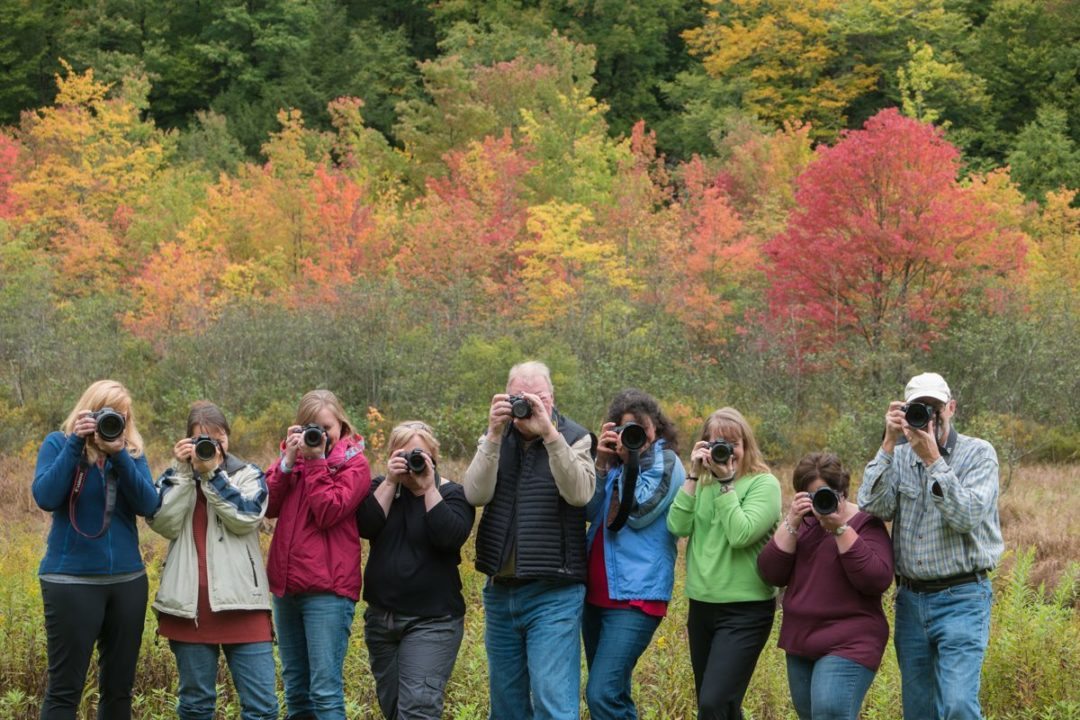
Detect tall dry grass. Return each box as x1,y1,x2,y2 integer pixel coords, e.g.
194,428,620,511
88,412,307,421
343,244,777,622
1,457,1077,718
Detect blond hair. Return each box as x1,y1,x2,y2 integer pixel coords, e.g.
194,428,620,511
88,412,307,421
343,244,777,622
61,380,144,463
386,421,441,466
296,389,355,437
699,407,770,477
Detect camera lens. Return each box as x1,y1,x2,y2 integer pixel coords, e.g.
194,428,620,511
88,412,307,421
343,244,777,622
302,424,325,448
95,408,126,441
903,402,933,429
510,395,533,419
619,422,648,452
404,448,427,474
709,440,734,464
811,487,840,515
193,436,218,462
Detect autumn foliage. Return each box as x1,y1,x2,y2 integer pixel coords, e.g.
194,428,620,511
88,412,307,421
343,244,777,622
764,109,1028,356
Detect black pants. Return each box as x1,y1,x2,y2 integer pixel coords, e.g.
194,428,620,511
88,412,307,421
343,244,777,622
687,598,775,720
39,575,149,720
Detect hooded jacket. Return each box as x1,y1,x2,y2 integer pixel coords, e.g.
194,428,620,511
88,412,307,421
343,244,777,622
149,454,271,618
265,435,371,601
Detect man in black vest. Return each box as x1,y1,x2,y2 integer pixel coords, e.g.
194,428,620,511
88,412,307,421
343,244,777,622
463,360,597,720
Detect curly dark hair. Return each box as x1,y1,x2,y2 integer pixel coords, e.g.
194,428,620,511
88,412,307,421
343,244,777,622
792,452,851,496
604,388,679,454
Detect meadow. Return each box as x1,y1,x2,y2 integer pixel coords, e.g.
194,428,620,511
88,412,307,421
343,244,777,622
0,455,1077,720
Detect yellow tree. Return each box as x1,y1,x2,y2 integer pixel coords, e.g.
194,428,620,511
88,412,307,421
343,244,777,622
516,201,637,328
9,63,167,294
684,0,878,140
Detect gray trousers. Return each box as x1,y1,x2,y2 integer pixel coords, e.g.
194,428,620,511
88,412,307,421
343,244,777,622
363,605,465,720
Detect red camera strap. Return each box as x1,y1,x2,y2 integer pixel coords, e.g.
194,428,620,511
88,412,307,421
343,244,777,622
69,460,118,539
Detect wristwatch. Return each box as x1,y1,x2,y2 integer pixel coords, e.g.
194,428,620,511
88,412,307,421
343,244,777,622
717,480,734,494
832,524,849,536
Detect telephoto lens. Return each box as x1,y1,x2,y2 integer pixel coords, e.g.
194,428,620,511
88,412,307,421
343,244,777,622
93,407,126,441
403,448,427,474
902,402,933,429
709,439,735,464
617,422,648,452
302,424,325,448
193,435,219,462
509,395,533,419
810,487,840,515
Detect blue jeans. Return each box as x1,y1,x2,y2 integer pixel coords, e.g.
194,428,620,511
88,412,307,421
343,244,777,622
273,593,356,719
582,604,661,720
894,578,992,720
482,580,585,720
169,640,278,720
785,654,876,720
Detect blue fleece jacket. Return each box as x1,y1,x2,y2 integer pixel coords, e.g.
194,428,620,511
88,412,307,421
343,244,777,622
33,431,159,576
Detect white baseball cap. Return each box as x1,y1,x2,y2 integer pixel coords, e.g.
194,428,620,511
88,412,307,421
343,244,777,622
904,372,951,403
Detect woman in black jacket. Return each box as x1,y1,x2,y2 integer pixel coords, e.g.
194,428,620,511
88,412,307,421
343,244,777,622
357,421,476,719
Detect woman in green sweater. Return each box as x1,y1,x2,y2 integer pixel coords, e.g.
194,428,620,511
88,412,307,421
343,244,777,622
667,407,782,720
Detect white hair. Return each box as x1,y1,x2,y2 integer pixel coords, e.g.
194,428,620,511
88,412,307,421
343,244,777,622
506,360,554,393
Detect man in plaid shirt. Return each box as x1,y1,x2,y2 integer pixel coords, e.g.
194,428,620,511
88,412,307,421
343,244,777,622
859,372,1003,720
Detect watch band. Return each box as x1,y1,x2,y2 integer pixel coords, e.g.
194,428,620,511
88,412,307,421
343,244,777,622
833,523,849,536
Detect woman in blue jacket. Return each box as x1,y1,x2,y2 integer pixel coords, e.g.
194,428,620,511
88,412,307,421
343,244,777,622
584,389,686,720
32,380,160,720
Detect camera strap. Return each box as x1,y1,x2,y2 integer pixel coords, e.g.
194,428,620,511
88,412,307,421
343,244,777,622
606,450,640,532
69,459,118,539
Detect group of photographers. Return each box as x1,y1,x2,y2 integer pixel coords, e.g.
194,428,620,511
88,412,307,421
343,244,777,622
33,365,1002,720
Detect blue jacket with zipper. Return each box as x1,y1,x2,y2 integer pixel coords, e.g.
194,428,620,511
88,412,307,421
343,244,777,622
585,439,685,601
33,431,159,575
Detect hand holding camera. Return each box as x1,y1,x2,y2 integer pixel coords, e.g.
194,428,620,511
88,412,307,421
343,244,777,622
509,392,555,440
596,422,620,467
786,491,814,532
75,408,126,454
287,424,326,460
486,394,513,441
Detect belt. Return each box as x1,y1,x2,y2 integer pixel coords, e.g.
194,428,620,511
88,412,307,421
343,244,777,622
896,571,986,593
491,576,537,588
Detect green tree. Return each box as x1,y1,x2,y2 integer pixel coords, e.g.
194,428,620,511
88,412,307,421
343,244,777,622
1006,105,1080,203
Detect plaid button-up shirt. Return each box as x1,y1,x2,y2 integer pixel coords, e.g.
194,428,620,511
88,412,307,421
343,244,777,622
858,430,1004,581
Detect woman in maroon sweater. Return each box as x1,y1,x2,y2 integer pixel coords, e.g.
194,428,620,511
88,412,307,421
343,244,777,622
757,452,894,720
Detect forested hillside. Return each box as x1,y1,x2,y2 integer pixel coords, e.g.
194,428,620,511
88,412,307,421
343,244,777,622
1,0,1077,462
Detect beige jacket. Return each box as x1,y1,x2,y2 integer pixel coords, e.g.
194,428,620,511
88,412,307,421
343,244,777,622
148,456,271,619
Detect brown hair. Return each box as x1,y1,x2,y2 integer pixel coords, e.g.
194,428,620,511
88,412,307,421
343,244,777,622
792,452,851,496
296,389,354,437
61,380,144,463
386,421,441,466
186,401,230,437
699,407,769,477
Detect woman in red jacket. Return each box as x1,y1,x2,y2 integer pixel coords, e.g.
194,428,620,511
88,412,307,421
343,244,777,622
265,389,371,720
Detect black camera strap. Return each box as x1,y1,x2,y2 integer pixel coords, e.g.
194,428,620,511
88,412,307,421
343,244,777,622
606,450,640,532
69,459,118,539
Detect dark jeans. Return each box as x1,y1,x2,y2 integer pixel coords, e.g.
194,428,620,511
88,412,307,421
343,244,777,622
40,575,149,720
687,598,775,720
363,605,465,720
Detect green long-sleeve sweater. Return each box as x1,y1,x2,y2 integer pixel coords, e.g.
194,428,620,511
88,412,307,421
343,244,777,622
666,472,781,603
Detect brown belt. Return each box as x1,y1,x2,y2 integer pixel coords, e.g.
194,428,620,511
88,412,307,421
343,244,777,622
896,571,986,593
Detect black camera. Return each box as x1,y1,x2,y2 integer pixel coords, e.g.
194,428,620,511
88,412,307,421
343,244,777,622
614,422,648,452
708,439,735,464
301,424,326,448
902,402,934,430
92,407,126,441
508,394,533,419
402,448,427,474
809,487,841,515
192,435,220,462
